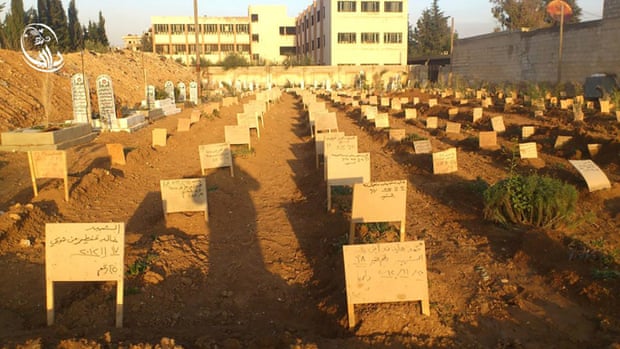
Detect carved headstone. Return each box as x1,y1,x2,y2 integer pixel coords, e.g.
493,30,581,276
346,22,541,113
189,81,198,105
71,73,91,123
164,81,175,103
96,75,117,129
177,82,187,103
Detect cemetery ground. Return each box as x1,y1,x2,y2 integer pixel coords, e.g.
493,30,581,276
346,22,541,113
0,52,619,348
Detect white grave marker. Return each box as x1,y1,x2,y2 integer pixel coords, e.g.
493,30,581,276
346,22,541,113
426,117,438,129
160,178,208,221
46,222,125,327
225,125,251,150
413,139,432,154
405,108,417,120
177,82,186,102
96,74,117,129
519,142,538,159
522,126,535,139
27,150,69,201
326,153,371,211
164,80,175,103
432,148,458,174
569,160,612,192
71,73,91,123
199,143,234,177
189,81,198,105
343,240,430,328
491,116,506,133
350,180,408,243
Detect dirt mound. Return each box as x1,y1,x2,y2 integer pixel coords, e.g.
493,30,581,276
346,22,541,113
0,49,195,132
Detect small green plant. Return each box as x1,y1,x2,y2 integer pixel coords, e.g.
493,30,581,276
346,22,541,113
126,253,158,276
483,174,578,228
403,133,427,142
592,269,620,280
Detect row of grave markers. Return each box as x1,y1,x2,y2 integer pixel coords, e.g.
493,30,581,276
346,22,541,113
296,89,431,328
351,91,612,191
32,87,285,328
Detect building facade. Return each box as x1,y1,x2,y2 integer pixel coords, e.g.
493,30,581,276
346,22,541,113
296,0,408,65
122,34,143,51
150,1,408,66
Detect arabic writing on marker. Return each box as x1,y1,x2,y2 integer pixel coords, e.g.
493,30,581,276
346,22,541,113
75,246,120,258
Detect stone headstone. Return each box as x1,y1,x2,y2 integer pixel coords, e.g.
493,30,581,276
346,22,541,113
479,131,497,149
519,142,538,159
177,82,187,103
189,81,198,105
433,148,458,174
472,107,483,122
405,108,417,120
146,85,156,110
164,81,175,103
413,139,432,154
491,116,506,133
522,126,535,139
71,73,91,124
426,117,438,129
569,160,611,192
96,75,117,129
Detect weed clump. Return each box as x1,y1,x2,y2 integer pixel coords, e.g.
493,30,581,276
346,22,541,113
483,174,578,228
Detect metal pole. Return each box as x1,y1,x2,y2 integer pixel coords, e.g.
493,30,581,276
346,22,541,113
194,0,201,104
557,5,565,84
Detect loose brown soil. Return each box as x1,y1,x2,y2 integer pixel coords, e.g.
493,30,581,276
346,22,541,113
0,50,619,348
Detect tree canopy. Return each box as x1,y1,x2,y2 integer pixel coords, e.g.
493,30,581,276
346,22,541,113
490,0,582,31
409,0,453,57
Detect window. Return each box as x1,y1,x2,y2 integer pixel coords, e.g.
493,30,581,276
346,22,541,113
337,32,356,43
361,32,379,43
337,1,356,12
187,24,196,33
383,32,402,43
312,14,314,25
361,1,380,12
155,44,167,54
317,10,321,22
205,44,219,53
205,24,217,34
280,46,296,55
252,34,259,42
237,44,250,52
171,24,184,35
311,40,314,50
317,37,321,48
172,44,184,54
221,44,235,52
252,53,260,61
279,26,296,35
220,24,233,34
236,24,249,34
154,24,168,34
251,13,258,22
384,1,403,12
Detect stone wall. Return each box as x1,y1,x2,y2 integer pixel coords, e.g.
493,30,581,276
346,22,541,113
200,65,410,90
604,0,620,19
451,6,620,84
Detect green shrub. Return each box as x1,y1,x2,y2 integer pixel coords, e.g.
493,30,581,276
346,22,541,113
483,174,578,228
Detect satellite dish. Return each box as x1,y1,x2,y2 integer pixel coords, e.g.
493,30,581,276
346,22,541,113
546,0,573,22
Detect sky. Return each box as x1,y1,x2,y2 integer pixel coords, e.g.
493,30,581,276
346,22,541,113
15,0,606,47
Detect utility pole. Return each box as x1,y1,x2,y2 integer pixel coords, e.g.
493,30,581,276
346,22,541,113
193,0,201,104
557,4,565,84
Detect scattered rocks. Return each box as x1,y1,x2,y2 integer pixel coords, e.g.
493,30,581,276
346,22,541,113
19,239,31,248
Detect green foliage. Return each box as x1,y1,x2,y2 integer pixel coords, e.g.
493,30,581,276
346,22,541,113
220,53,249,71
411,0,453,56
141,31,152,52
490,0,582,31
483,174,578,228
48,0,68,50
3,0,25,50
67,0,82,51
126,253,158,276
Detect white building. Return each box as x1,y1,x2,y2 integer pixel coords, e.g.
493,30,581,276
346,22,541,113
150,1,408,66
296,0,408,66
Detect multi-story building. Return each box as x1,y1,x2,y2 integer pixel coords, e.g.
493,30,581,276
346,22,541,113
248,5,296,64
151,15,251,64
296,0,408,65
150,1,408,66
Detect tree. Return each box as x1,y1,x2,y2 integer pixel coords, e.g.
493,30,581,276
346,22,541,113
220,53,249,70
48,0,68,50
97,11,108,47
411,0,452,56
490,0,582,31
36,0,49,25
67,0,82,51
141,31,152,52
4,0,26,50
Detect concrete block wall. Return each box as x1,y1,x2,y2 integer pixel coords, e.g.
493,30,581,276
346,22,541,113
604,0,620,19
452,9,620,84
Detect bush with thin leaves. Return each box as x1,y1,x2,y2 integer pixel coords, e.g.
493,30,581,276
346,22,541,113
483,174,578,228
